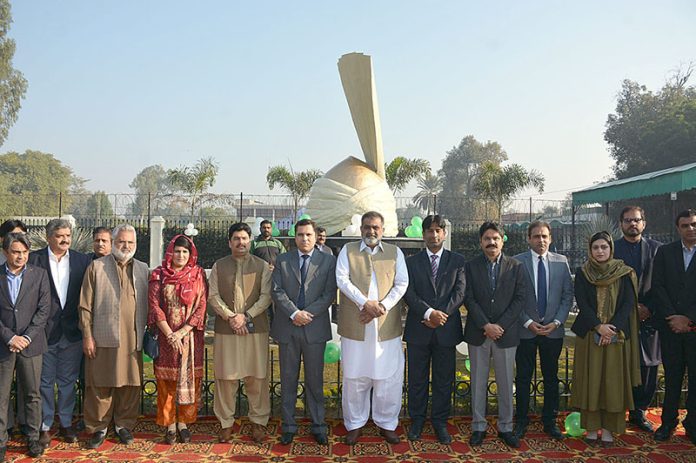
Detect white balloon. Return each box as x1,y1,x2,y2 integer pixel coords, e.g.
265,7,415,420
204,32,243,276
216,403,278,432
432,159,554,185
455,342,468,356
330,322,340,343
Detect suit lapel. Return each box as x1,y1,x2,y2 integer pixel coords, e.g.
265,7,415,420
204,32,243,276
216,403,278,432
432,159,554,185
290,252,301,284
305,252,320,284
0,266,11,307
14,266,30,307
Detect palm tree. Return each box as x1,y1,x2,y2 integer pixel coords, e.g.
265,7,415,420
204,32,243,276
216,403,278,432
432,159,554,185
474,161,544,222
167,157,219,220
384,157,431,194
412,171,441,215
266,164,323,220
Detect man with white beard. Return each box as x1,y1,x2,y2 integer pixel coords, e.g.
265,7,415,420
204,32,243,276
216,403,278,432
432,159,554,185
78,225,149,449
336,211,408,445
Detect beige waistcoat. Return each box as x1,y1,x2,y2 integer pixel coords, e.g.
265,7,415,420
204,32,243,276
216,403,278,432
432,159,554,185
209,254,271,335
338,241,402,341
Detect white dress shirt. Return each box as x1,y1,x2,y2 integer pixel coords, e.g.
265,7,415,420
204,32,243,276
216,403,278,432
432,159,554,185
48,247,70,309
336,240,408,380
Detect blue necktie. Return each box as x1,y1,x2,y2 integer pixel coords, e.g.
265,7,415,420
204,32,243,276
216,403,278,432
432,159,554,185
297,254,310,309
537,255,547,319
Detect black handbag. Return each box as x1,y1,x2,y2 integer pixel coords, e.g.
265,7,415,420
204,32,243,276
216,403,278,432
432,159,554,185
143,326,160,360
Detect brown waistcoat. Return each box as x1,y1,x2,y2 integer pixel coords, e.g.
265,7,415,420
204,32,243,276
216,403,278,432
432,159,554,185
338,241,402,341
211,254,270,335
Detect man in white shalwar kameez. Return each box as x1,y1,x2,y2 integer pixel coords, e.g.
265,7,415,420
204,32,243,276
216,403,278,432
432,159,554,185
336,211,408,445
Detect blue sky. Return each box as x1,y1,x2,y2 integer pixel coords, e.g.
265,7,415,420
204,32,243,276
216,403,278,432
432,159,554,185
4,1,695,200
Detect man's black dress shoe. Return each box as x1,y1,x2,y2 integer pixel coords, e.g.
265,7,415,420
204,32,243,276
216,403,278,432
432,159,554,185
629,411,654,432
407,421,423,441
434,426,452,444
88,431,106,449
498,431,521,448
117,428,134,445
469,430,486,446
654,425,675,442
544,423,565,440
513,423,528,439
280,432,294,445
312,432,328,445
27,440,44,458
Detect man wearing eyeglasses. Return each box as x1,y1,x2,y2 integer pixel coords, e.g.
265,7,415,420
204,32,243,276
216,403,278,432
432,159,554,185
613,206,662,433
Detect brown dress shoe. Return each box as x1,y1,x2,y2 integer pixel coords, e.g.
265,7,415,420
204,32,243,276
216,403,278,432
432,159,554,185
39,430,52,448
219,427,233,443
251,424,266,443
379,427,400,444
59,426,78,443
345,427,362,445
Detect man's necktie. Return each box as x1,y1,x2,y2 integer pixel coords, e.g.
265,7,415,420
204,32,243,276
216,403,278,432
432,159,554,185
537,255,547,319
430,254,439,281
297,254,310,309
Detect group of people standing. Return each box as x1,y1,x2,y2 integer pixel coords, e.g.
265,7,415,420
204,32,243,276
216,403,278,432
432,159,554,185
0,206,694,460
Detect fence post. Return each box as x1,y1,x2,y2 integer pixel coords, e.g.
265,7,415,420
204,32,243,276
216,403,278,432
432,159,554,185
149,216,165,268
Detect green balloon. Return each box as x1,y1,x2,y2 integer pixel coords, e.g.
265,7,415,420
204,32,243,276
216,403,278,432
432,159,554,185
564,412,585,437
288,225,296,237
404,225,418,238
411,216,423,227
271,222,280,237
464,358,470,372
298,213,311,220
143,351,153,363
324,342,341,364
503,234,508,242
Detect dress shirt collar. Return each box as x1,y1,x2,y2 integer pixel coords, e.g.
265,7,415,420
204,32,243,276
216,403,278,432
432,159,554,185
359,240,384,255
297,249,315,260
426,247,444,259
48,246,70,263
4,263,26,278
530,249,548,260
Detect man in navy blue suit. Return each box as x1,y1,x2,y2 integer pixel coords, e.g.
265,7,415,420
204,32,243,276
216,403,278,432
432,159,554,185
404,215,466,444
29,219,91,446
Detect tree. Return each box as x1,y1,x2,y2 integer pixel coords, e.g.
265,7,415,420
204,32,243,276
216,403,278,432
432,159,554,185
0,1,28,147
167,157,220,220
437,135,508,222
0,150,84,216
605,65,696,179
384,156,430,194
128,164,172,216
412,171,441,215
266,165,323,220
69,190,114,219
474,161,545,222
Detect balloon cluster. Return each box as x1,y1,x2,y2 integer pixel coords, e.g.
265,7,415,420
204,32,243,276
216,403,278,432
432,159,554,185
564,411,585,437
342,214,362,236
288,213,312,237
324,323,342,364
404,216,423,238
184,223,199,237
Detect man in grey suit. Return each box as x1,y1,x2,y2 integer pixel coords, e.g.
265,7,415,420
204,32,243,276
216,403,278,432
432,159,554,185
464,221,531,449
315,227,334,256
513,221,573,440
271,219,337,445
0,233,51,460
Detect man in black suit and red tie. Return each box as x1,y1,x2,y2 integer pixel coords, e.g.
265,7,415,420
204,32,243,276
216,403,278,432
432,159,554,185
652,209,696,446
404,215,466,444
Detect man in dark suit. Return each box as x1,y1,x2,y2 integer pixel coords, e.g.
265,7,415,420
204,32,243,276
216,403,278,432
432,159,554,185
513,221,573,440
271,219,337,445
651,209,696,446
613,206,662,432
88,227,112,260
403,215,465,444
464,221,531,449
315,226,334,256
0,233,51,460
28,219,92,446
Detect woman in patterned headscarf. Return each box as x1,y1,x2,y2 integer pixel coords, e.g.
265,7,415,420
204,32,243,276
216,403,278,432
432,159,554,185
570,231,641,446
148,235,207,444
